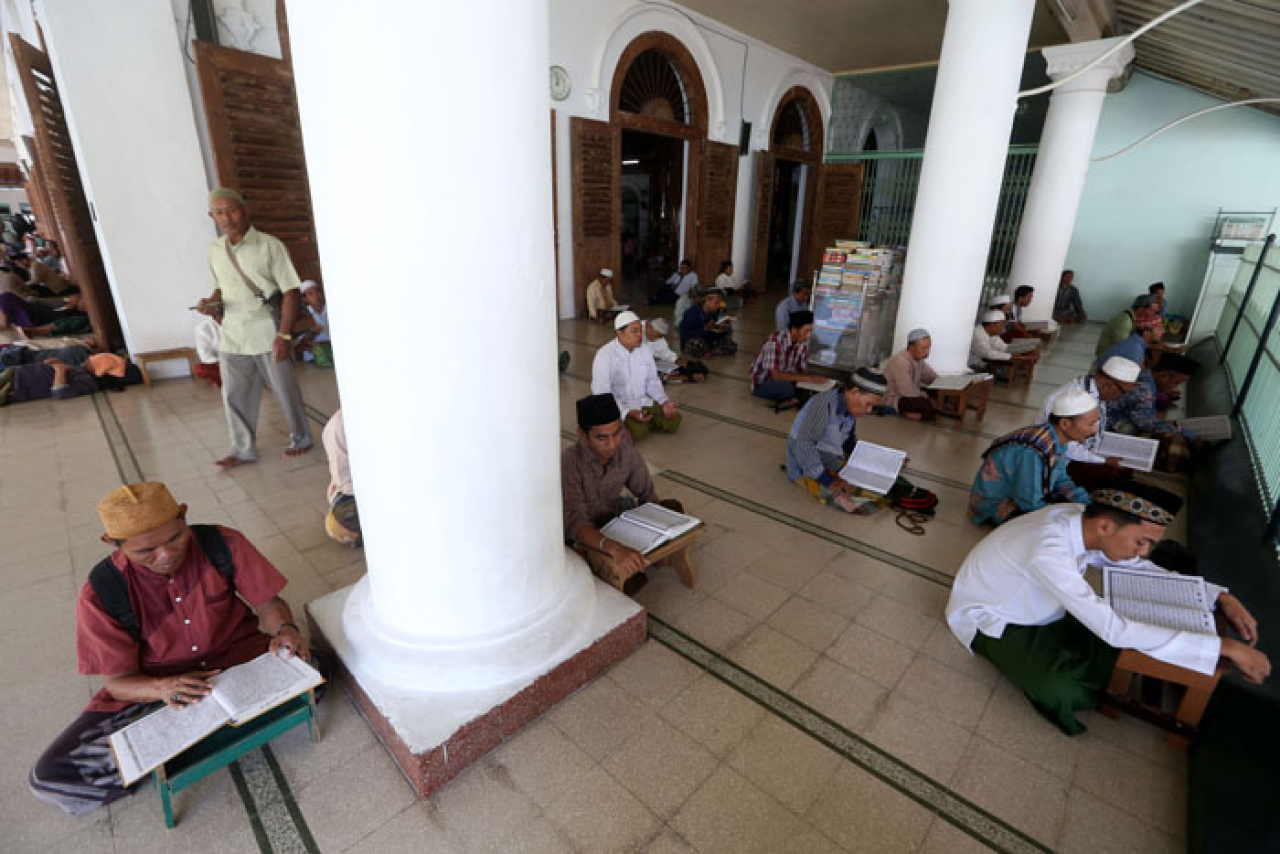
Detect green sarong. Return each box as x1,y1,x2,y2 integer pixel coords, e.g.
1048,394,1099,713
624,403,682,442
972,615,1120,736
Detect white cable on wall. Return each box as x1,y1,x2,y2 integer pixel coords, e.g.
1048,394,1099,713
1017,0,1207,99
1091,98,1280,161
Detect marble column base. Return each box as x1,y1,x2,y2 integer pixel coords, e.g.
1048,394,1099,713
306,579,646,797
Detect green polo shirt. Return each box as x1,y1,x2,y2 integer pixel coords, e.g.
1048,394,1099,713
208,227,300,356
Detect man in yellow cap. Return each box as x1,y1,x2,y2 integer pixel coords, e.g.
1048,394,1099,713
197,187,312,469
28,482,311,815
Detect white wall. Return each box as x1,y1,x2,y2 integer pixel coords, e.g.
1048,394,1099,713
1066,72,1280,321
548,0,833,317
36,0,216,365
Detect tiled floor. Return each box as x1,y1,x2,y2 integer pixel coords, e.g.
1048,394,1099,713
0,299,1189,852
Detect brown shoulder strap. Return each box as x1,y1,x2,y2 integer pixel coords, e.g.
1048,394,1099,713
224,237,266,301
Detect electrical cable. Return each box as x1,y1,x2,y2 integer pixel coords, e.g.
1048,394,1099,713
1091,98,1280,161
1017,0,1207,98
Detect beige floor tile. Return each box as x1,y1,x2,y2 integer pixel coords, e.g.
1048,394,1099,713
292,734,418,851
804,764,933,852
660,673,766,758
0,787,114,853
892,655,994,730
790,655,885,733
853,594,938,649
1057,789,1181,854
975,679,1080,781
729,625,819,690
345,802,464,853
742,548,826,593
1073,738,1185,836
1076,708,1185,772
670,595,756,652
797,569,875,619
824,622,916,689
539,760,659,854
601,715,718,819
633,570,706,621
952,737,1068,844
270,691,381,787
606,641,702,711
427,761,571,853
712,570,789,621
878,570,950,618
644,828,697,853
548,674,654,761
105,768,261,854
919,621,1000,687
765,595,848,651
490,716,598,810
670,766,811,854
918,818,999,853
727,715,842,815
862,691,974,784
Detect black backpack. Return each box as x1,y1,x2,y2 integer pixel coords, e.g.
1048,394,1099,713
88,524,234,643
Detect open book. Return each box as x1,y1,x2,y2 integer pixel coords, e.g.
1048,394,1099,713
797,378,836,393
1005,338,1041,355
1094,431,1159,472
1103,565,1216,636
927,372,991,392
109,653,324,786
1023,320,1058,332
600,502,701,555
1180,415,1232,442
838,440,906,495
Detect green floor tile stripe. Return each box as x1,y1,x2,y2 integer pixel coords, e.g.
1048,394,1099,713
302,402,330,426
647,617,1050,854
93,393,144,483
228,760,274,854
657,469,953,587
262,746,322,854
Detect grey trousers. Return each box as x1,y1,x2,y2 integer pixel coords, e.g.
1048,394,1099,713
30,703,155,815
220,351,313,461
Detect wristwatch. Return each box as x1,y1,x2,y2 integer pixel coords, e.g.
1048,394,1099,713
276,332,293,341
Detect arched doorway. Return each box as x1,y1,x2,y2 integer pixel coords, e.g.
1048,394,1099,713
751,86,863,297
569,32,738,314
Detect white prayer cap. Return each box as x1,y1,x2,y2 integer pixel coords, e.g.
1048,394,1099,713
980,310,1006,324
907,328,930,343
649,318,669,335
614,310,640,330
600,268,614,278
300,280,319,292
989,294,1011,307
1100,356,1141,384
1052,389,1098,418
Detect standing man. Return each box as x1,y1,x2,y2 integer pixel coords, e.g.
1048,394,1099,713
1053,270,1086,323
591,310,681,441
198,188,312,469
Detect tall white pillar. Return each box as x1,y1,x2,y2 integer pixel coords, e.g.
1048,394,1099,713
1008,38,1134,322
288,0,605,694
892,0,1036,373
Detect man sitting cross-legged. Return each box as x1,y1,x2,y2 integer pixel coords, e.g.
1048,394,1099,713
561,394,683,594
947,483,1269,735
29,482,318,815
968,390,1096,526
1036,356,1140,492
748,309,825,410
881,327,939,421
785,368,887,514
679,289,736,358
591,310,681,441
643,318,706,383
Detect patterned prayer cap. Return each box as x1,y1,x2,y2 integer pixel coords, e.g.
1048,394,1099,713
1090,485,1183,526
849,367,887,396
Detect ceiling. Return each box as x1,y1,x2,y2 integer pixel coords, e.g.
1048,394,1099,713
680,0,1280,116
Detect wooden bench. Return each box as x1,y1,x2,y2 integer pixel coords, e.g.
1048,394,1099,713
154,692,318,828
576,524,704,590
986,353,1037,386
1099,650,1227,749
134,347,199,388
928,378,993,425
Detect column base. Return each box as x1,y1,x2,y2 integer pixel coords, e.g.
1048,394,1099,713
305,578,646,798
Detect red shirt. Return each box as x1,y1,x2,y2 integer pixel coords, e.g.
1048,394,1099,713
75,527,287,713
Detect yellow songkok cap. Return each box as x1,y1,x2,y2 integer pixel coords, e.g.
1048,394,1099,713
98,482,181,540
208,186,246,207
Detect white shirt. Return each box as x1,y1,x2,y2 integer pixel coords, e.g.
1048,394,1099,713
591,337,668,415
970,325,1011,366
642,323,679,374
1038,375,1107,464
946,504,1222,675
194,316,222,364
715,272,743,292
667,271,699,296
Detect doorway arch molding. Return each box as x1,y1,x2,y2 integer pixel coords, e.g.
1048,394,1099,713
756,70,830,154
590,6,726,139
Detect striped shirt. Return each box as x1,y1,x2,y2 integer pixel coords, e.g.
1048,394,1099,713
749,330,808,392
785,387,856,485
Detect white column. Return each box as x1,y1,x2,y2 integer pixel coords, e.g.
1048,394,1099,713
287,0,596,691
892,0,1036,373
1008,38,1134,322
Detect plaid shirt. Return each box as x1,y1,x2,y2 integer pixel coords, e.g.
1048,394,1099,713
749,330,808,392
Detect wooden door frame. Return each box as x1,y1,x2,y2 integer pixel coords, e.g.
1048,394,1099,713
756,85,826,288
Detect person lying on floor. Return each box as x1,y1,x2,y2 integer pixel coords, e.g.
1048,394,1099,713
881,327,938,421
1036,356,1140,492
561,393,683,595
968,390,1096,526
0,290,91,336
0,342,92,368
643,318,706,383
784,367,887,514
749,309,825,410
0,352,128,406
29,482,318,815
679,288,736,358
591,310,681,441
947,482,1270,736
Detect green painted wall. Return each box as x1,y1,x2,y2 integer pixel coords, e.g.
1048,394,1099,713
1065,72,1280,322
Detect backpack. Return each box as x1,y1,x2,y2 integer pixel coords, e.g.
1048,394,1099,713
88,524,234,643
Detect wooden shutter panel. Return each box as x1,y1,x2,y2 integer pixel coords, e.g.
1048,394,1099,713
750,152,774,286
8,35,123,349
807,163,864,274
693,141,739,282
194,41,321,282
570,117,620,316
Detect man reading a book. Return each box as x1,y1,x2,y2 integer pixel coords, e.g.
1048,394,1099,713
29,482,311,815
947,483,1270,735
562,394,682,594
785,368,887,514
748,309,824,409
881,327,938,421
968,390,1096,526
1036,356,1141,492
